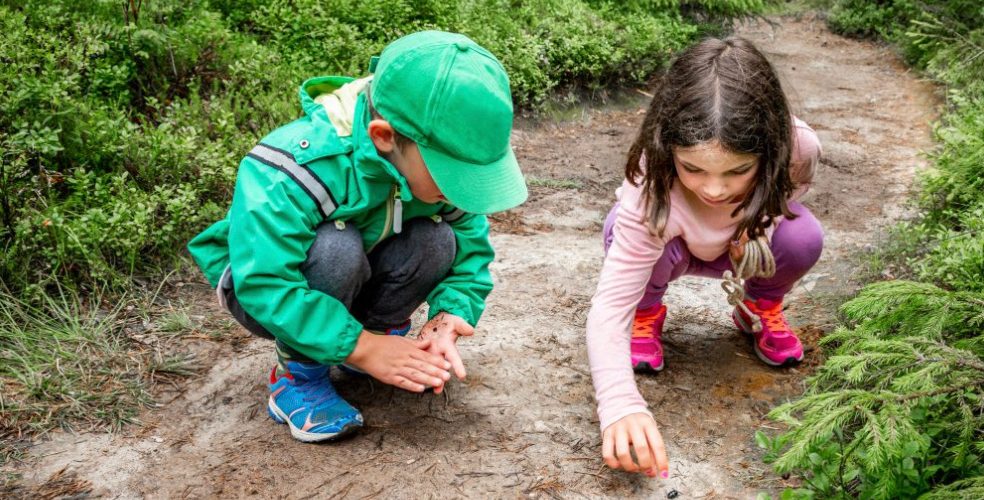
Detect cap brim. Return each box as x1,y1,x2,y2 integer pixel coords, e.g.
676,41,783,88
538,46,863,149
418,144,527,215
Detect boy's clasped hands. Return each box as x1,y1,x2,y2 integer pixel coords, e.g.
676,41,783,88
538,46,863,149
345,312,473,394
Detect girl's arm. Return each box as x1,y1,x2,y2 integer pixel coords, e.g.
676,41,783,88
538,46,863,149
790,116,822,200
586,180,666,431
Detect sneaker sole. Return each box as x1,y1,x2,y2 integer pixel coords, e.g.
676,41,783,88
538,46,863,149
633,360,665,372
267,398,362,443
733,314,804,367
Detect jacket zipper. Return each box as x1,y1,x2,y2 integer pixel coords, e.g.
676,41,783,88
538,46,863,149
368,185,401,252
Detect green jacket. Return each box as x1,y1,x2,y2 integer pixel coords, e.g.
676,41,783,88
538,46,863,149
187,76,494,364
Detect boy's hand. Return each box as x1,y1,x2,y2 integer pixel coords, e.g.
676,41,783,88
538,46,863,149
602,412,669,478
345,330,451,392
418,312,474,392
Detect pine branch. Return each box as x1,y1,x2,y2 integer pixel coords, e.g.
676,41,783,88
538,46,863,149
919,475,984,499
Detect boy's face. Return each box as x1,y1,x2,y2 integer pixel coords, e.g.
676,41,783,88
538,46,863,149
369,119,447,204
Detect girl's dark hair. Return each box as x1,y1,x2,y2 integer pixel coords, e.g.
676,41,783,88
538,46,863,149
625,36,796,240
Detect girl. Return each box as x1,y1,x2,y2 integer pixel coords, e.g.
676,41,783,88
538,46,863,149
586,37,823,477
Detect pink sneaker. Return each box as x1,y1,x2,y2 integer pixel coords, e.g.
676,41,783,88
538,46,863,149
631,304,667,372
733,298,804,366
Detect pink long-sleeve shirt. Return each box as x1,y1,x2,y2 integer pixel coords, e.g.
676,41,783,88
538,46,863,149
587,118,821,431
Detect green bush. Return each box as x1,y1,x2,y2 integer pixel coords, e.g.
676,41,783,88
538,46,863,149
762,282,984,498
764,1,984,497
0,0,766,297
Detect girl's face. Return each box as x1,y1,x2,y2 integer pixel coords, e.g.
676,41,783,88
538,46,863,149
673,140,759,207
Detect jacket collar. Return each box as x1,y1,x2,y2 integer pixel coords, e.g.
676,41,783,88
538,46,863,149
300,76,412,201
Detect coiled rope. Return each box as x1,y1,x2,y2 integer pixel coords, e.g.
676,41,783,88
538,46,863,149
721,234,776,332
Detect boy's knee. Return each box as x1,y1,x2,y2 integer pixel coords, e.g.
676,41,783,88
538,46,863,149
302,222,370,292
402,217,456,274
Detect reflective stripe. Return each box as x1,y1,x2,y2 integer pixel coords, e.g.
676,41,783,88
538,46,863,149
216,264,232,313
441,207,466,223
247,144,337,219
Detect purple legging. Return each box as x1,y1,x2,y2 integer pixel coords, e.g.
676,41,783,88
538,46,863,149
603,201,824,308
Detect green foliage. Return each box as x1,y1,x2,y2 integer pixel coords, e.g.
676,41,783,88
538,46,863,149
827,0,921,38
763,282,984,498
0,283,203,458
0,0,764,298
767,4,984,495
827,0,983,42
0,1,291,292
920,476,984,499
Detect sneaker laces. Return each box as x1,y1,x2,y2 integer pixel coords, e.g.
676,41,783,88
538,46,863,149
632,307,664,339
294,373,340,407
753,301,791,334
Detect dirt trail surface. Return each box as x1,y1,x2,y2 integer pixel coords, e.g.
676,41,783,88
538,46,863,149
11,16,938,499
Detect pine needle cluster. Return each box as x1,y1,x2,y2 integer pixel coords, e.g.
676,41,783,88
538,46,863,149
762,2,984,497
765,282,984,498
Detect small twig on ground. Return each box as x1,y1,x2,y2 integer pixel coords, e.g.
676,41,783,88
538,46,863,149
572,469,609,480
359,486,385,500
326,482,353,500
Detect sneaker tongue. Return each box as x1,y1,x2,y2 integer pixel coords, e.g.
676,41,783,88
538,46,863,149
755,297,781,310
285,361,329,381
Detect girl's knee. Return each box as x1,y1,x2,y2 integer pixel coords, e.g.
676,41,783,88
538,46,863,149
774,206,824,270
661,237,690,266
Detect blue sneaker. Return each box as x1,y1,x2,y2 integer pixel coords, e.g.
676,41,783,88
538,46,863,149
339,321,412,376
267,361,363,442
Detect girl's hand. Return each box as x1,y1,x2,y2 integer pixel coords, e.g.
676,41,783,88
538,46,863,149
602,412,669,478
419,312,474,393
345,331,451,392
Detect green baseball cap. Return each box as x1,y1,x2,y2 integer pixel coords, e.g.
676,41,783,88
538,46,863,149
370,31,527,215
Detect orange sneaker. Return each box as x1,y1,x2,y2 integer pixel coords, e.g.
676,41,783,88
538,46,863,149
733,298,804,366
631,304,667,372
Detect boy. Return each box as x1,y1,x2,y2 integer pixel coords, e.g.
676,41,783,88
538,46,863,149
187,31,527,442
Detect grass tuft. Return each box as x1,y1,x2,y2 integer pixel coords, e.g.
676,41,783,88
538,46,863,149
0,290,149,440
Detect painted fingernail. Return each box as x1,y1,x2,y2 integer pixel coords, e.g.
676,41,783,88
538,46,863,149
661,470,669,479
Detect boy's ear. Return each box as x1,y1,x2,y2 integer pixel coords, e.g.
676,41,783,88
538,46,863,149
368,119,396,154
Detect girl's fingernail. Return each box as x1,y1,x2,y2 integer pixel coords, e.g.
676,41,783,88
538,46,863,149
661,470,669,479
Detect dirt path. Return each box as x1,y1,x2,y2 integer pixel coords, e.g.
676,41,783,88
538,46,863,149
13,16,938,499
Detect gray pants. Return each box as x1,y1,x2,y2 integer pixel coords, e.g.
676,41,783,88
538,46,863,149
223,217,456,361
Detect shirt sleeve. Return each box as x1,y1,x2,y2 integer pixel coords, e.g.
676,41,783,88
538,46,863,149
426,209,494,327
790,116,822,200
227,159,364,364
586,180,666,431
